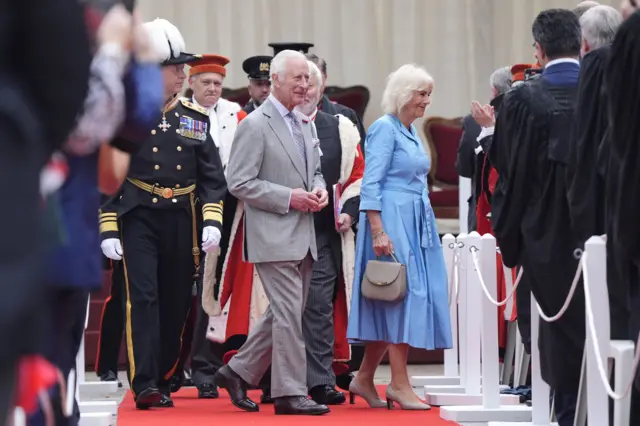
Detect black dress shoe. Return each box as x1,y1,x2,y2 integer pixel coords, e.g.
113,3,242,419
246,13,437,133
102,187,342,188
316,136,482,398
99,370,123,388
274,396,330,415
309,385,346,405
214,365,259,412
135,387,163,410
183,369,194,387
335,373,354,392
260,387,273,404
197,384,219,399
169,374,183,393
152,394,174,408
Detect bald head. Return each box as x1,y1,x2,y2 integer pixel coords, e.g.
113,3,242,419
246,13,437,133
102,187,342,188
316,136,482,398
573,1,600,18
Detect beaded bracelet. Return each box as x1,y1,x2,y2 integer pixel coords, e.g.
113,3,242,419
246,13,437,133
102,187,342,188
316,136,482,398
372,230,385,239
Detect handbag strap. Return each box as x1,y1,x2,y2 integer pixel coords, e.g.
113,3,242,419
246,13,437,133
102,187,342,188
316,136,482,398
378,252,400,263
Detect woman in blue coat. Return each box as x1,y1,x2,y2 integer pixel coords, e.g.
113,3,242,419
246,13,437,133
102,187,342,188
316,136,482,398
347,64,452,410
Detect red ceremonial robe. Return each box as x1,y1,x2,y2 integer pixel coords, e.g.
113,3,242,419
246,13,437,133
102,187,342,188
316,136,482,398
476,156,516,356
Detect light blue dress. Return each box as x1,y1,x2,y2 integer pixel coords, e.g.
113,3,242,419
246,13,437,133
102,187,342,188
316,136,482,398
347,114,453,350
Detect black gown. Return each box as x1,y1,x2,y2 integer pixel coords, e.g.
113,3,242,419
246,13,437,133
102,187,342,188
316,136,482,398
490,77,584,393
566,47,609,245
566,46,631,342
606,10,640,392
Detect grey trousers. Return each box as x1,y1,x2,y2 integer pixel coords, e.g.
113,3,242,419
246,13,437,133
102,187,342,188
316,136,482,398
303,233,339,389
228,254,313,398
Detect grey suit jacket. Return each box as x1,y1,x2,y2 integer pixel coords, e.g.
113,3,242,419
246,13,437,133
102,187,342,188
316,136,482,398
226,98,326,263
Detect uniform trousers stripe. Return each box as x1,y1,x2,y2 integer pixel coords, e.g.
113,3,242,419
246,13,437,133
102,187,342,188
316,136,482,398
302,232,339,389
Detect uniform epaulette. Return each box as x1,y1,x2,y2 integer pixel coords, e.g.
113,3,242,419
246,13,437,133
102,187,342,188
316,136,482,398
180,98,209,116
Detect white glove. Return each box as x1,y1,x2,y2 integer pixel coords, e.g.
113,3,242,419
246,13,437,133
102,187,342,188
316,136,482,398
101,238,123,260
202,226,221,253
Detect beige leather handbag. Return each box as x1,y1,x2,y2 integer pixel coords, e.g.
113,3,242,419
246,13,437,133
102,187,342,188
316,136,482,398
361,253,407,302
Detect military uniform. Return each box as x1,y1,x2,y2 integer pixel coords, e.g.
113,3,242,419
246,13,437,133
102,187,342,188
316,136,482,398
241,55,272,115
100,95,226,401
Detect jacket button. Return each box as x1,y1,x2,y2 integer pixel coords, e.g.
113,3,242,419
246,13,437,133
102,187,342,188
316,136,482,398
154,165,160,170
222,126,226,129
153,147,158,152
176,165,182,170
172,199,178,203
151,129,157,135
152,197,158,203
177,146,182,151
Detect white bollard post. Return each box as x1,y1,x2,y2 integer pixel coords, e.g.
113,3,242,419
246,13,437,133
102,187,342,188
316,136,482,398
479,234,500,409
458,233,469,390
464,232,482,395
76,295,118,421
440,234,532,424
412,234,462,388
76,296,91,387
583,236,634,426
584,236,609,425
443,233,459,378
530,293,551,425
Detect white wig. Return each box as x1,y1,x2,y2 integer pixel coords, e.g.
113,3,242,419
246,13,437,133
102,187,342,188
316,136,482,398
307,60,322,86
143,18,186,63
270,50,307,80
580,5,622,50
306,60,324,104
381,64,434,115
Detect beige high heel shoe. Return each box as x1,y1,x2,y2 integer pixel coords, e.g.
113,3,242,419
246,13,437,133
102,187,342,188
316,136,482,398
385,386,431,410
348,380,387,408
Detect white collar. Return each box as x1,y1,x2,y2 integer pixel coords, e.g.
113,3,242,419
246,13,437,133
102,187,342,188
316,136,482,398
192,96,217,113
545,58,580,68
268,94,292,118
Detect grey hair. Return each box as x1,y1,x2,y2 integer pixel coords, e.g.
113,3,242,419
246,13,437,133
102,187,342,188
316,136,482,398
489,66,512,95
573,1,600,18
381,64,434,115
307,60,323,87
270,50,307,80
580,5,622,50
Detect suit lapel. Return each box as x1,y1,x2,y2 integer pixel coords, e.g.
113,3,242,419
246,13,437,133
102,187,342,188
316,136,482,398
263,100,307,182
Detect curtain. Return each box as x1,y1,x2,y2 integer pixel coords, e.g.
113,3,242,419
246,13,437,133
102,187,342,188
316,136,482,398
138,0,616,233
138,0,617,128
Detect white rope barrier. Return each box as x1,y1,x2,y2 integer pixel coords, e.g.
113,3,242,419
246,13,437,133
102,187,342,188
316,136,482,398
472,233,640,400
470,248,522,307
535,258,583,323
582,251,640,400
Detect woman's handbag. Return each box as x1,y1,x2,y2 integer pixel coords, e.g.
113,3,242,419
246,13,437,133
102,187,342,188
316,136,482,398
361,253,407,302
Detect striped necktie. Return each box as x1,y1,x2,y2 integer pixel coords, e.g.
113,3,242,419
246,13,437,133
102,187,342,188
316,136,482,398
287,112,307,169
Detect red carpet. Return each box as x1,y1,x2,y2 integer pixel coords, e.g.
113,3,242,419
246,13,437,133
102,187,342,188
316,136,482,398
117,386,456,425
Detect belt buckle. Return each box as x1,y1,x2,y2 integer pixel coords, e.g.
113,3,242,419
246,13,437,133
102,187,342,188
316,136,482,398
161,187,174,199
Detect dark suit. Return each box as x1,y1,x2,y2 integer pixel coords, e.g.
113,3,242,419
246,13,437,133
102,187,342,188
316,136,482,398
319,95,366,155
303,111,361,390
317,97,366,378
455,114,482,231
242,99,259,115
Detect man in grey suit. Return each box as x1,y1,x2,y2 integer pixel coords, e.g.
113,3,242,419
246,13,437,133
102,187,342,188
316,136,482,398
214,50,331,416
